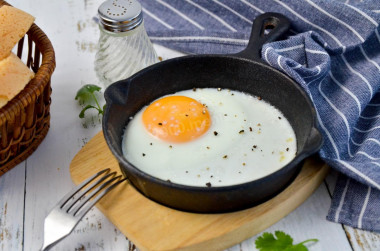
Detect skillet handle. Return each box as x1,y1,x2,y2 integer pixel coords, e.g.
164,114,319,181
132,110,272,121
235,12,290,61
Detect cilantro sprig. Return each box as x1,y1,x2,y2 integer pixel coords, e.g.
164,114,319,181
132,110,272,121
255,231,318,251
75,84,105,118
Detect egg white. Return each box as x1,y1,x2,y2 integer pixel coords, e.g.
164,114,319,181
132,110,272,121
122,88,297,187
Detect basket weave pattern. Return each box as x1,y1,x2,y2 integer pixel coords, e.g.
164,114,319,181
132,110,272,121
0,0,55,175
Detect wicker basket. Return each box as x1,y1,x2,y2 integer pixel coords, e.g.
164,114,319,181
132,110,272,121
0,0,55,175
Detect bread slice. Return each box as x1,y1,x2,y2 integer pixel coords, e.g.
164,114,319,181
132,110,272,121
0,5,35,60
0,96,7,108
0,53,34,108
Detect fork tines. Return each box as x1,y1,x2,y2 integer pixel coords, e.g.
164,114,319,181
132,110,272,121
61,168,125,218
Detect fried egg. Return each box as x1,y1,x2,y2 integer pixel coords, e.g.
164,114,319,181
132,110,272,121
122,88,297,187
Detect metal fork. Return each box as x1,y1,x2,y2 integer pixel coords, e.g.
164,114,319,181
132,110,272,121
41,168,126,250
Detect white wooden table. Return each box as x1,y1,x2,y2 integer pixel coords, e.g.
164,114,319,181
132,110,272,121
1,0,379,250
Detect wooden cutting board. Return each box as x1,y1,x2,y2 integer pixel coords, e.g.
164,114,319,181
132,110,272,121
69,131,329,251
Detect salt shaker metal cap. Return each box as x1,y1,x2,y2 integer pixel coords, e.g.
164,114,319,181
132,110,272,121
98,0,143,32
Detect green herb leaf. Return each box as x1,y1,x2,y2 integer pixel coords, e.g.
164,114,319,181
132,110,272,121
255,231,318,251
289,243,308,251
75,84,102,104
79,105,98,118
76,84,105,119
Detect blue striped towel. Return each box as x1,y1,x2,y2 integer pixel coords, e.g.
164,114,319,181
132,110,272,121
139,0,380,232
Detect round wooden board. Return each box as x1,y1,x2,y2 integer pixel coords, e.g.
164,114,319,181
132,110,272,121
70,131,329,251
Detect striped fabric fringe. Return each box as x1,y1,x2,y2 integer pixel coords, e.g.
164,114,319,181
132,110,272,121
139,0,380,232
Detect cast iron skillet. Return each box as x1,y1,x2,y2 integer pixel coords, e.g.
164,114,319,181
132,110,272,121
102,13,323,213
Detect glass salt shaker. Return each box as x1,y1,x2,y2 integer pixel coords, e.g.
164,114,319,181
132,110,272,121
95,0,158,87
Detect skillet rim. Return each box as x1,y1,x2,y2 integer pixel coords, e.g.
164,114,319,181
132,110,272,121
103,53,323,193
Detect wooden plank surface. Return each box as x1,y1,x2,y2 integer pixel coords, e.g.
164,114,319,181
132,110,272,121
7,0,129,250
0,163,25,251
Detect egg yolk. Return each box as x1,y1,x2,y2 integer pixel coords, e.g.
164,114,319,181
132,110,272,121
142,96,211,143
